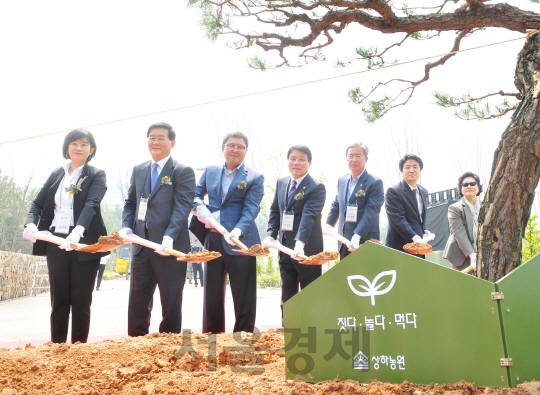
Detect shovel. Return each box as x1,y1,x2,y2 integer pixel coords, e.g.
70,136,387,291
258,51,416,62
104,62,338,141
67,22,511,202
121,233,221,263
322,227,358,251
261,239,332,266
205,216,269,257
33,231,121,253
461,265,475,274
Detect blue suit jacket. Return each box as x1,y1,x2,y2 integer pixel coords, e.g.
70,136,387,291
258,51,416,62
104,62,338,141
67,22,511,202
385,179,428,252
326,170,384,249
191,162,264,255
267,173,326,256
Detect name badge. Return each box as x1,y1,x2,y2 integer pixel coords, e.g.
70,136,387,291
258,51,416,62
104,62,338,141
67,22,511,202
346,204,358,223
138,197,148,221
282,211,294,231
55,208,72,234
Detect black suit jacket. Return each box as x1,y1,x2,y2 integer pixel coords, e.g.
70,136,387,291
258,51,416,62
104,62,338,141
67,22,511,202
26,164,109,262
122,156,196,255
385,179,428,252
267,174,326,256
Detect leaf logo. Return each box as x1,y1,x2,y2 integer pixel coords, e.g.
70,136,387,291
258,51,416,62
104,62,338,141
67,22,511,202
347,270,397,306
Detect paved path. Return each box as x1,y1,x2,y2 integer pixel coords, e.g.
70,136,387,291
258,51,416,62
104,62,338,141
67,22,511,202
0,280,282,349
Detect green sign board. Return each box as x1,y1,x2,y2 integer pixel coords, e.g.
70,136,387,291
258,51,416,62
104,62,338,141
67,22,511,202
284,242,510,387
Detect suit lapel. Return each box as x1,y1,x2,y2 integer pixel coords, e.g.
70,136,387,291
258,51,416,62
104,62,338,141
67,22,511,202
401,179,421,221
462,200,475,243
348,171,369,204
149,157,173,201
339,175,348,210
287,174,311,210
222,163,247,206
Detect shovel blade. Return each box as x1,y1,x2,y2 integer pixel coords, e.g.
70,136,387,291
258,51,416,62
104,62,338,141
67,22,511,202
177,255,221,263
77,244,123,253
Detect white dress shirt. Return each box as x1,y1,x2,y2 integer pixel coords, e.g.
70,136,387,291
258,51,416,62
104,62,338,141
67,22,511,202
289,173,308,196
347,170,365,200
152,155,170,178
50,162,84,230
222,162,242,200
406,182,423,216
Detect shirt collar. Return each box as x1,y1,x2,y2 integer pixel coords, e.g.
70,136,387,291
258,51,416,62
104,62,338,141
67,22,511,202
350,170,365,184
223,162,243,176
291,173,308,185
152,155,171,170
405,181,419,191
63,162,84,178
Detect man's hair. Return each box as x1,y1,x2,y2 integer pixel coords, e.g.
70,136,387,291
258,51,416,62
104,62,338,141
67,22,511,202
222,131,249,148
345,142,369,157
399,154,424,171
62,129,97,162
287,145,312,162
458,172,483,197
147,122,176,140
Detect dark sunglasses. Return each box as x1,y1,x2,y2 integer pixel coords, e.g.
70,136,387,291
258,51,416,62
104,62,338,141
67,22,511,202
462,182,478,187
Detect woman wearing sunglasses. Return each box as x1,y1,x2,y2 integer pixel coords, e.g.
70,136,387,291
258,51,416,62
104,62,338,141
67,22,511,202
443,172,482,271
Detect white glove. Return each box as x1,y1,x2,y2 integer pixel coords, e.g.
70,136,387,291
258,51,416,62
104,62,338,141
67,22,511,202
423,231,435,242
412,235,423,243
118,228,133,239
469,253,477,268
262,236,275,245
196,205,211,225
323,224,334,232
347,234,361,251
59,226,85,251
155,236,173,256
224,228,242,246
23,223,38,243
291,240,305,261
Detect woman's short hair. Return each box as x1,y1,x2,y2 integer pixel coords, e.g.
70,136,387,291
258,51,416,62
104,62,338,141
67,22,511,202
287,145,312,162
62,129,97,162
458,171,482,196
399,154,423,171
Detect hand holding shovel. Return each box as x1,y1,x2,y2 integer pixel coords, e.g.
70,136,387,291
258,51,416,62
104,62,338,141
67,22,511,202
261,239,333,266
322,225,358,251
31,231,122,253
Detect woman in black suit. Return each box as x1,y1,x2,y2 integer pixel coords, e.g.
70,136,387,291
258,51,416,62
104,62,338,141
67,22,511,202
23,129,108,343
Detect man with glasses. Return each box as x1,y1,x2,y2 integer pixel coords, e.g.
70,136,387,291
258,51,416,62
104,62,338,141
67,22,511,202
325,143,384,259
190,131,264,334
385,154,434,257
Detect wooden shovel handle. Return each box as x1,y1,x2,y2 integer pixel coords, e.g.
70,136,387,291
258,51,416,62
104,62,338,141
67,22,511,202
461,266,475,274
206,217,249,250
261,239,308,260
33,231,86,249
121,234,187,258
322,228,357,250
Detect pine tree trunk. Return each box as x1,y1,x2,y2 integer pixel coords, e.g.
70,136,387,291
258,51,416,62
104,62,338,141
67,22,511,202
478,33,540,282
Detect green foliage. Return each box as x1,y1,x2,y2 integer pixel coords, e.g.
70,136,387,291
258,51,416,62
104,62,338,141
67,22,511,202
0,169,38,254
248,55,267,70
256,256,281,288
434,91,518,120
362,96,392,123
102,268,116,281
522,214,540,262
101,205,123,234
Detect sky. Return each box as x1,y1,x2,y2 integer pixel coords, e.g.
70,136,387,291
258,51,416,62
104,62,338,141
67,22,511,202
0,1,535,214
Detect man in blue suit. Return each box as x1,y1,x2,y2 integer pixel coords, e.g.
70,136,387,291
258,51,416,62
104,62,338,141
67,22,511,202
325,143,384,260
385,154,434,257
190,132,264,334
264,145,325,320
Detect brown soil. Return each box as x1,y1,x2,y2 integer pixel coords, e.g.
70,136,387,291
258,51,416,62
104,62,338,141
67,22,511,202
97,232,124,245
304,251,339,261
1,331,535,395
186,249,222,258
403,242,432,252
244,244,270,256
369,239,382,245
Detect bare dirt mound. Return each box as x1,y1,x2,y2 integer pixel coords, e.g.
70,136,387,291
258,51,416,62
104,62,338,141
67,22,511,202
0,330,536,395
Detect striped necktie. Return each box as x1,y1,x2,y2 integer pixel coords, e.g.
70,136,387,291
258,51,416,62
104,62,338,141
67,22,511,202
287,180,297,204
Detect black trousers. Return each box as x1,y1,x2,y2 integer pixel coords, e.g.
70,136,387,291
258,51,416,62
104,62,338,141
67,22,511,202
279,251,321,323
96,264,106,290
128,247,187,336
45,240,100,344
193,263,204,285
203,232,257,334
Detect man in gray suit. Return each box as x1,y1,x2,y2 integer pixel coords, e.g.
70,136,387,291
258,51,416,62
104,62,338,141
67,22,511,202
325,143,384,260
120,122,196,336
264,145,326,319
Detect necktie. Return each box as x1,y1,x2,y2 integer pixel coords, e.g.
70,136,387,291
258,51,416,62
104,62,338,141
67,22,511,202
413,188,421,214
150,163,159,192
288,180,297,204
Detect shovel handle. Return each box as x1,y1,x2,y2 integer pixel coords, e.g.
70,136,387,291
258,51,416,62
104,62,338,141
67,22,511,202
322,228,357,250
461,266,475,274
121,234,187,258
33,231,86,249
206,217,249,250
262,239,308,261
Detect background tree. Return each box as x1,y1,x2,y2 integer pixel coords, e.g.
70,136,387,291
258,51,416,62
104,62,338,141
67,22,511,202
188,0,540,281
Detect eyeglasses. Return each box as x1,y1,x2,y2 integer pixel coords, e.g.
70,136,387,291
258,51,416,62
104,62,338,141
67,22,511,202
462,182,478,187
225,143,246,151
347,154,365,159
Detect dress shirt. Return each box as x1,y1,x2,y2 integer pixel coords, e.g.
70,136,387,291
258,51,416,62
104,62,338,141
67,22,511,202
151,155,170,178
289,173,308,196
406,182,423,216
50,162,84,230
347,170,365,200
222,162,242,199
464,197,481,245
